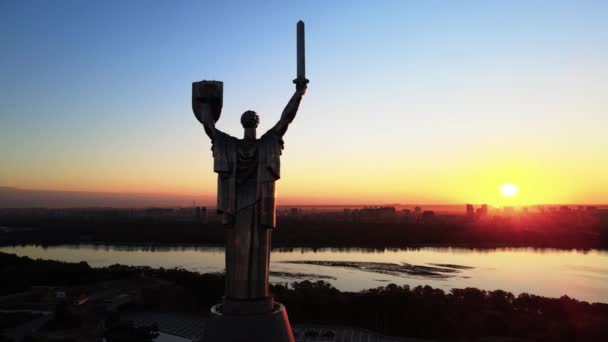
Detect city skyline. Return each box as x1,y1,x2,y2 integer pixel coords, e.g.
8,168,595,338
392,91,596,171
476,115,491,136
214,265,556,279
2,1,607,206
1,185,606,209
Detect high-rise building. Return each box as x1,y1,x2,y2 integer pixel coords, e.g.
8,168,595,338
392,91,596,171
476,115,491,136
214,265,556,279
196,206,207,224
357,206,397,222
422,211,435,220
466,204,475,218
479,204,488,217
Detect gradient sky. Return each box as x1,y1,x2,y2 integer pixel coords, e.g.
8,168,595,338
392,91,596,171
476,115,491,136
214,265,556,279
1,0,607,206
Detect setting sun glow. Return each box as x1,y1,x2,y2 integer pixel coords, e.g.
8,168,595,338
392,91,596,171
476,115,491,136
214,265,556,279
500,183,519,197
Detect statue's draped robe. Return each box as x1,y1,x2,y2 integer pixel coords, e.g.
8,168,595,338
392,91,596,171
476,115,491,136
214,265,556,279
212,130,283,300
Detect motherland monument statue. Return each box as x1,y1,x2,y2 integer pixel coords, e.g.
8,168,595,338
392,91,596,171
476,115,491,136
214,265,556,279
192,21,308,342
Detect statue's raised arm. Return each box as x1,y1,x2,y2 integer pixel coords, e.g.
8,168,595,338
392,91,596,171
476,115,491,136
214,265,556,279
270,84,306,137
192,80,224,141
271,20,309,137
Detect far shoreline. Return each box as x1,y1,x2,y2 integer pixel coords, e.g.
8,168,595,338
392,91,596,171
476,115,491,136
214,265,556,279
2,240,608,252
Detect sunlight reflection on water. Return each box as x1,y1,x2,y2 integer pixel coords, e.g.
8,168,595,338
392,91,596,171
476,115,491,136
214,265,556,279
1,245,607,303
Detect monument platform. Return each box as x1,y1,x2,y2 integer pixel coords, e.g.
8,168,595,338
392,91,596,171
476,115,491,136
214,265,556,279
200,302,295,342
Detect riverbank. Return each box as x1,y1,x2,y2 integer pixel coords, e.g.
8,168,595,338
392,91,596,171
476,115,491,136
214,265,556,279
2,214,607,250
3,244,608,303
1,252,608,341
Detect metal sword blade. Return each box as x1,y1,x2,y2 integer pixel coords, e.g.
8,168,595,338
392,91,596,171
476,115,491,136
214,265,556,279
296,20,305,80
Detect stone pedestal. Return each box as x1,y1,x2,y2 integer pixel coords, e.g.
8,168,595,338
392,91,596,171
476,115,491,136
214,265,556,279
200,301,295,342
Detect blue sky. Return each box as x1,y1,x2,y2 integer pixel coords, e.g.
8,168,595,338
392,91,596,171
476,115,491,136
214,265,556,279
1,0,607,204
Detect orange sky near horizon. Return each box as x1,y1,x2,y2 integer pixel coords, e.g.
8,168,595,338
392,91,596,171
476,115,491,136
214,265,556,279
3,134,606,207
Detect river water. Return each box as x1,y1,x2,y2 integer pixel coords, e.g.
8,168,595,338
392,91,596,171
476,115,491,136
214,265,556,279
1,245,607,303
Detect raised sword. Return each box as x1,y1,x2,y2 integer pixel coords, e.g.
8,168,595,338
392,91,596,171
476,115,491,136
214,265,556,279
293,20,309,87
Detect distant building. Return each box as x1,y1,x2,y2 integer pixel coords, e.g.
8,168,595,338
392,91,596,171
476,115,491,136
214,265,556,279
144,208,174,218
599,209,608,221
343,208,353,220
466,204,475,218
356,206,397,222
422,211,435,220
476,204,488,217
195,206,207,224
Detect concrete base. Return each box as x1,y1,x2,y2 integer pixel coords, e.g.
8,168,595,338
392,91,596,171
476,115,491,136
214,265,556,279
200,302,295,342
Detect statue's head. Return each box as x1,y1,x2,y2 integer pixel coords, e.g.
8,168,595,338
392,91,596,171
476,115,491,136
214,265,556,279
241,110,259,129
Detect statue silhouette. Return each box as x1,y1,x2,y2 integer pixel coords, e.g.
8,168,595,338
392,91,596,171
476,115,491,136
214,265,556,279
192,81,306,307
193,20,308,342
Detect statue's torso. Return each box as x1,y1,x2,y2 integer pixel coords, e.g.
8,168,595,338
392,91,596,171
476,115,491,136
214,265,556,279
213,131,282,228
236,139,259,209
236,139,258,185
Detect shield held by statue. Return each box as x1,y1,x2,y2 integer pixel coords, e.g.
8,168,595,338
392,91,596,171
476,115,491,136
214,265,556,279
192,80,223,124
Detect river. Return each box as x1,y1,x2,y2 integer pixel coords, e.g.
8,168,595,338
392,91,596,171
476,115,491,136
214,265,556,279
1,245,607,303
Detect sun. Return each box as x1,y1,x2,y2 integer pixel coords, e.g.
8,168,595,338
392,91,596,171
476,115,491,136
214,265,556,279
500,183,519,197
